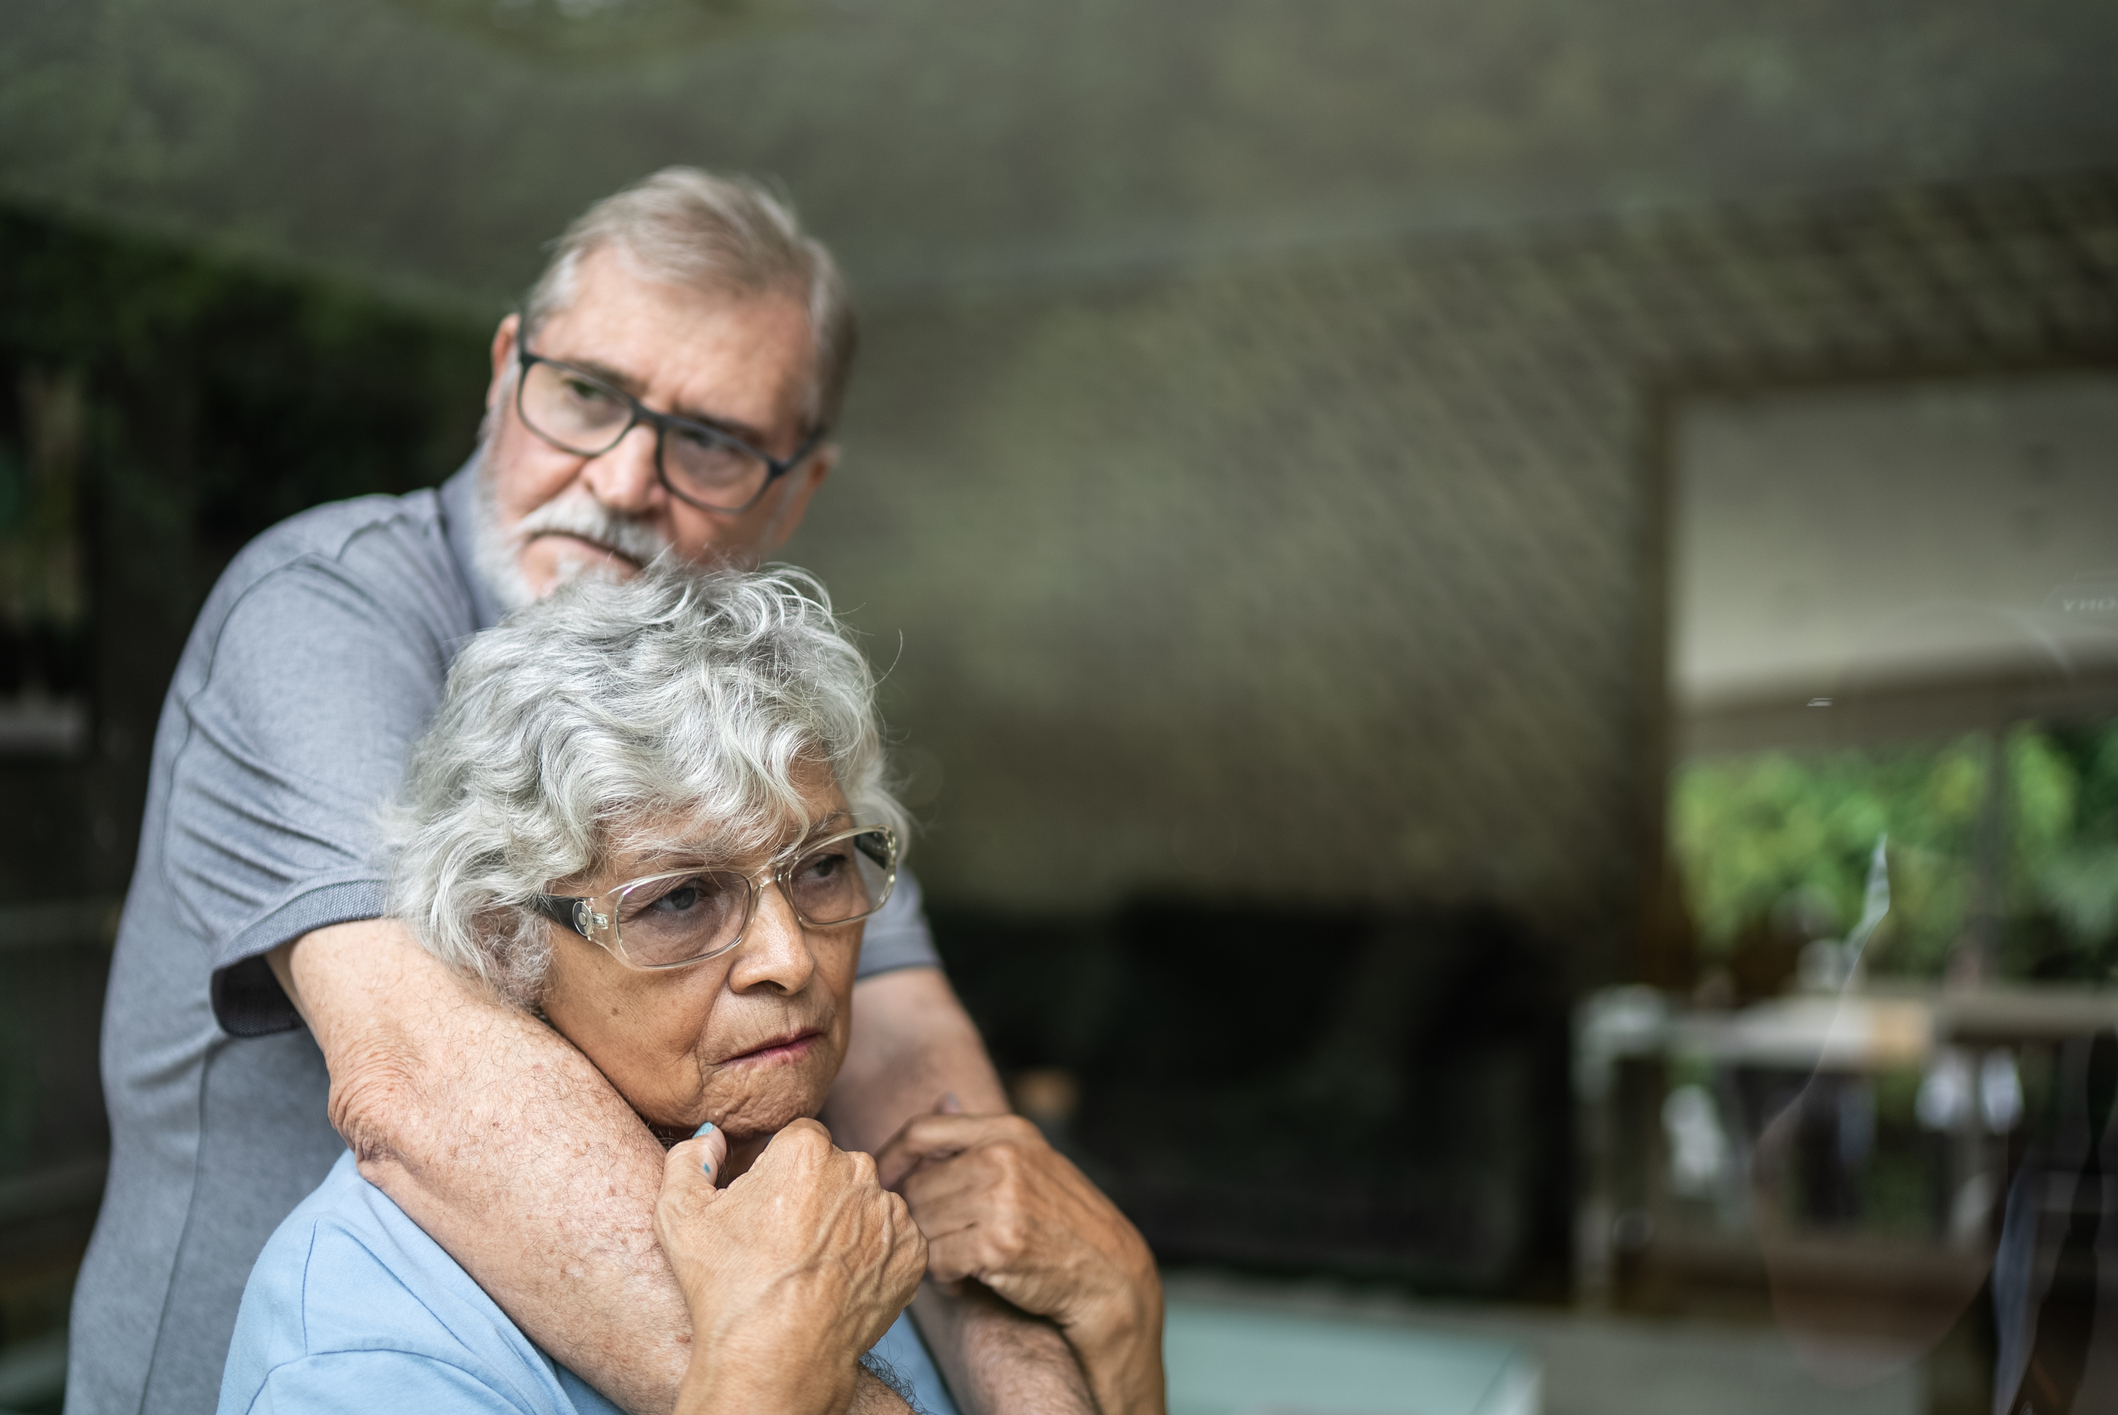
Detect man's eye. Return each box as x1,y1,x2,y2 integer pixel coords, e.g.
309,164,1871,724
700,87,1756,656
563,377,618,407
672,425,747,462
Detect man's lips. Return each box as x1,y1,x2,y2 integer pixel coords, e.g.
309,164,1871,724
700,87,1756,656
717,1029,822,1066
532,531,643,570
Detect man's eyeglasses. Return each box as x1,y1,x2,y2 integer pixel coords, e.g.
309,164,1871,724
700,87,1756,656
515,346,827,515
528,825,898,971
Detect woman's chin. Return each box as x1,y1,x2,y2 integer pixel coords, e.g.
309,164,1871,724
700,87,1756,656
674,1080,830,1141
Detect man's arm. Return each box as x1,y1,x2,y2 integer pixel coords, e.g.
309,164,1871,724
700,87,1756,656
822,968,1007,1152
278,926,1091,1415
826,969,1097,1415
273,919,693,1415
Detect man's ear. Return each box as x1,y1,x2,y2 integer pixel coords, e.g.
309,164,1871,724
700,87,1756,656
486,314,522,416
759,444,837,552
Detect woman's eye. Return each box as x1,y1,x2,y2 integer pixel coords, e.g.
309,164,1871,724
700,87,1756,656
640,877,723,916
797,850,848,882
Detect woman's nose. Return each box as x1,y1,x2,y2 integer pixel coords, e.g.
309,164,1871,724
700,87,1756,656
726,884,817,996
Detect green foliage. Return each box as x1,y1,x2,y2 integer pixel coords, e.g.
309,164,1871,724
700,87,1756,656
1674,722,2118,980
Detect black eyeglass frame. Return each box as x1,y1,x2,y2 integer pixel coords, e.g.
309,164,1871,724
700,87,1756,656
515,345,828,515
526,824,899,972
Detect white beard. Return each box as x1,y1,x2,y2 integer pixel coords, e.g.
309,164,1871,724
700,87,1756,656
470,447,675,611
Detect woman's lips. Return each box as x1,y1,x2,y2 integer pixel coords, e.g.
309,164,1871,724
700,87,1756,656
718,1030,822,1067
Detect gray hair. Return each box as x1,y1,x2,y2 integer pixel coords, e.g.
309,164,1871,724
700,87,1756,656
384,563,904,1005
523,167,858,429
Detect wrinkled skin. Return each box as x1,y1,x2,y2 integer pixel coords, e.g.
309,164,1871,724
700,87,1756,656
879,1110,1167,1415
657,1124,925,1415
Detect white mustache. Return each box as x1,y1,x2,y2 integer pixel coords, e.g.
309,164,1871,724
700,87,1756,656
511,493,672,569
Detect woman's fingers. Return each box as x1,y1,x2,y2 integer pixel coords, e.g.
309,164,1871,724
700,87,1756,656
665,1125,731,1187
743,1116,835,1187
649,1116,932,1412
655,1127,731,1246
653,1127,736,1338
881,1189,930,1307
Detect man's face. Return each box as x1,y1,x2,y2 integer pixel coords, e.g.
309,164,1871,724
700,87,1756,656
480,245,834,601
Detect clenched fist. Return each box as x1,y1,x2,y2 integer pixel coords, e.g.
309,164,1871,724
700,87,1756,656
656,1119,928,1415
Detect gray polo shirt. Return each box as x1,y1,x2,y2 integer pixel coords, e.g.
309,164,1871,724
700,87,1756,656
66,465,940,1415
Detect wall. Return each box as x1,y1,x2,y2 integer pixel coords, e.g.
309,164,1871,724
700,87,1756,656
5,0,2116,304
791,174,2118,991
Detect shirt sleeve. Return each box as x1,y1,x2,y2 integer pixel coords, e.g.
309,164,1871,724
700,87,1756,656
169,531,465,1035
244,1351,545,1415
857,867,942,977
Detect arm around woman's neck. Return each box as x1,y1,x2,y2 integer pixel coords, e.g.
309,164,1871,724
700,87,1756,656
273,919,694,1415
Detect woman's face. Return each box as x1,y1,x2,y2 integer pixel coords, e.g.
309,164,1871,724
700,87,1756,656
539,768,863,1151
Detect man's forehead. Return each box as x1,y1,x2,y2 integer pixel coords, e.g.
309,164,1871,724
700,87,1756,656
533,257,813,431
544,250,804,361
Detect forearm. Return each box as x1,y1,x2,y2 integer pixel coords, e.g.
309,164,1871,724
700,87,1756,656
277,921,690,1415
848,1366,914,1415
673,1359,907,1415
911,1283,1093,1415
675,1356,888,1415
1061,1282,1168,1415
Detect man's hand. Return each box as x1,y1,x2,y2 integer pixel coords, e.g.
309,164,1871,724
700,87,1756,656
656,1123,925,1415
877,1110,1165,1415
825,970,1099,1415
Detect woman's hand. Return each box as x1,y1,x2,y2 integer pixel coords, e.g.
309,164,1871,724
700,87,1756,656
656,1119,927,1415
876,1110,1165,1415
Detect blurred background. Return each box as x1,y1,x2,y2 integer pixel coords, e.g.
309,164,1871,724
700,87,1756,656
2,1,2116,1411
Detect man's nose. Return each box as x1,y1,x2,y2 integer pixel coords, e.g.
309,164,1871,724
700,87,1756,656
726,884,817,997
581,422,664,514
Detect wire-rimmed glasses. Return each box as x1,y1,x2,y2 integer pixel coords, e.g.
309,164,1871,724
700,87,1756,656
514,346,827,514
530,825,898,971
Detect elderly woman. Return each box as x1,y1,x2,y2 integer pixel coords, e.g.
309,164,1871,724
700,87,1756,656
217,566,1163,1415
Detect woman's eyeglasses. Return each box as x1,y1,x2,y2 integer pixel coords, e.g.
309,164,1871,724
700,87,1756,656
529,825,898,971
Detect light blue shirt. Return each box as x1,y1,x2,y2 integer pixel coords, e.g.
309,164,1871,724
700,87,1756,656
219,1152,958,1415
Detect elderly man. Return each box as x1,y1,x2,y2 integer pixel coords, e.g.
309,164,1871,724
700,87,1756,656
70,170,1094,1415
